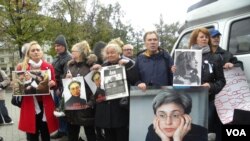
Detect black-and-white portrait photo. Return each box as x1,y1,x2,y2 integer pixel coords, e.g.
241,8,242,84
173,49,202,86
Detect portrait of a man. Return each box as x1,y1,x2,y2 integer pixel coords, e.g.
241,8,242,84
65,80,87,110
91,71,106,103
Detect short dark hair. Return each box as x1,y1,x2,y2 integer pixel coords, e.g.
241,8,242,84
91,71,101,81
68,80,81,90
152,89,192,114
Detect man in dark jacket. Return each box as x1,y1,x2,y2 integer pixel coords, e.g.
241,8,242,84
136,31,173,89
51,34,72,139
210,29,244,70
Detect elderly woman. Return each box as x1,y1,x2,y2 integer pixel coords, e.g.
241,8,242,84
146,89,207,141
64,40,97,141
188,27,226,141
16,41,58,141
91,42,144,141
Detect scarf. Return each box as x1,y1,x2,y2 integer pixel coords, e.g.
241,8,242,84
191,44,211,54
28,59,42,69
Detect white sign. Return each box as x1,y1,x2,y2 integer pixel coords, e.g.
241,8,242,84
215,67,250,124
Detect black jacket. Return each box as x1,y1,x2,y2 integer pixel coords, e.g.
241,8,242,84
202,52,226,101
95,58,140,128
214,47,244,70
64,61,95,126
145,124,208,141
52,51,72,88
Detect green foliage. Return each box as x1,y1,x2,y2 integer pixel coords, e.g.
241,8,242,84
0,0,180,61
155,15,180,53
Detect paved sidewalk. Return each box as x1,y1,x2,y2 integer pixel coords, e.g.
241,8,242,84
0,89,86,141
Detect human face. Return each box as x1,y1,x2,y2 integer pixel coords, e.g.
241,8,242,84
122,45,133,58
156,103,184,138
145,33,159,53
24,73,31,81
106,47,120,64
189,57,198,69
71,46,81,62
29,45,43,62
69,82,81,97
93,73,101,87
210,35,220,47
54,44,66,54
196,32,209,47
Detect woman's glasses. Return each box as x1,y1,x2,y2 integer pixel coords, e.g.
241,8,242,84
156,112,182,122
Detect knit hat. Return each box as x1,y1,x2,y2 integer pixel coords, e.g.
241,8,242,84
54,35,67,48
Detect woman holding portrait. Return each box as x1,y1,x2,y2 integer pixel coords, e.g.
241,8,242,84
16,41,58,141
91,40,145,141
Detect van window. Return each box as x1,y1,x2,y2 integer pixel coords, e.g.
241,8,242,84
176,27,214,50
176,33,191,49
229,17,250,55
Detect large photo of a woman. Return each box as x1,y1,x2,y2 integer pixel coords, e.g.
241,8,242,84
129,87,208,141
173,49,202,86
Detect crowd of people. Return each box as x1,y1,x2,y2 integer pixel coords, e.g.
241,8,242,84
0,27,243,141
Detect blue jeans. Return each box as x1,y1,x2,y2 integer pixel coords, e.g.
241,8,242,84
0,100,12,123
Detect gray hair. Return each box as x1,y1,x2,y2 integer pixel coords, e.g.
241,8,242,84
103,43,122,59
152,89,192,114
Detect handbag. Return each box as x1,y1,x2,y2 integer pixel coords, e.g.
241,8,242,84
11,95,22,108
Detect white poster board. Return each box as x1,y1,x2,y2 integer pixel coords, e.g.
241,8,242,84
215,67,250,124
173,49,202,86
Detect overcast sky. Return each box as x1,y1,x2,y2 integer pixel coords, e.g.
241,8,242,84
101,0,200,31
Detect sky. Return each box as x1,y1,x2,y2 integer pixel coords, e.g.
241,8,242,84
101,0,201,31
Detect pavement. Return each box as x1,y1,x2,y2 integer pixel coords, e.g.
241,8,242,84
0,89,86,141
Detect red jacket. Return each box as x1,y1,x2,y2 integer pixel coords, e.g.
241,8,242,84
17,60,59,134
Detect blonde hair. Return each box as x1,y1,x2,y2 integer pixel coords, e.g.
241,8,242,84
72,40,92,60
108,37,124,48
21,41,43,70
103,43,122,59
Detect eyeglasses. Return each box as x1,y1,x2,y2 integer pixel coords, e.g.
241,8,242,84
123,49,132,51
156,112,182,121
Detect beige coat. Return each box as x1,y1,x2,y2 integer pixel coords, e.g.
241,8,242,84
0,70,11,100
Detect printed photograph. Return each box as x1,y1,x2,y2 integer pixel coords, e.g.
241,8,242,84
101,65,129,100
12,70,50,96
129,86,208,141
62,76,87,110
173,49,202,86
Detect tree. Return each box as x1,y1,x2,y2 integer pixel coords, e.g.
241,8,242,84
0,0,49,58
155,14,180,52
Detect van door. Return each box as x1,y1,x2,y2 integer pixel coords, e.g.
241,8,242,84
226,16,250,84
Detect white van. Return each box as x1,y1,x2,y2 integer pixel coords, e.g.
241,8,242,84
171,0,250,85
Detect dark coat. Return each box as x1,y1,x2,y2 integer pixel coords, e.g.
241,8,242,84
95,58,140,128
202,52,226,101
64,61,95,126
24,79,37,95
52,51,72,88
65,96,87,110
145,124,208,141
136,48,173,86
214,47,244,70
